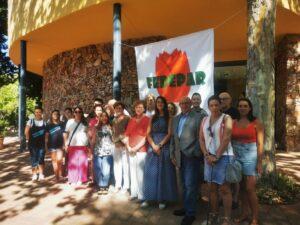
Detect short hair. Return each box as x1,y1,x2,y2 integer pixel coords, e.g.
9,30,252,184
94,98,104,104
133,100,146,109
34,106,43,112
207,95,221,106
192,92,201,98
113,101,125,109
64,107,72,112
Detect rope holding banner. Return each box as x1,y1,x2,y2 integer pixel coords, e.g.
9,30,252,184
213,6,246,30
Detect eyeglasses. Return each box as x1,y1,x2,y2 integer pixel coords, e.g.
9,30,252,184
207,126,214,137
74,111,82,114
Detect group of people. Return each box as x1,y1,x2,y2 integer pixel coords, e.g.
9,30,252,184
25,92,264,225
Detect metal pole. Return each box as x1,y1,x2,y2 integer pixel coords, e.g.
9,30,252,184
113,3,121,100
19,40,27,152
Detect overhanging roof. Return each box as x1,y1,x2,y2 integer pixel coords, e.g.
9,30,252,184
8,0,300,75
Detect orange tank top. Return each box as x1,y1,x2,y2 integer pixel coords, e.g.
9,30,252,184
232,120,257,143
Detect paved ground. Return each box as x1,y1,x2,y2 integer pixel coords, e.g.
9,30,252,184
0,137,299,225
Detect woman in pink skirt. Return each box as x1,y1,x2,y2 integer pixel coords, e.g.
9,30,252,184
63,106,90,185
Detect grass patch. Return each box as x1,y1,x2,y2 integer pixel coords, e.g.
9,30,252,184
257,173,300,205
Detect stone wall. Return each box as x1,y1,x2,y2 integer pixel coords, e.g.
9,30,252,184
42,36,165,117
276,34,300,151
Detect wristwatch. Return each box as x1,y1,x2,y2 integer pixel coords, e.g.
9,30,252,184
158,143,163,148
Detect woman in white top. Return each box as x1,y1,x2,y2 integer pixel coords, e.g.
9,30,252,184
63,106,90,185
199,95,234,225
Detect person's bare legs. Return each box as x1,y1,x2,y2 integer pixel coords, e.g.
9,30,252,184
219,183,232,225
32,167,38,178
239,178,250,219
56,149,64,179
208,183,219,214
246,176,259,224
51,151,58,179
38,164,45,177
232,183,240,205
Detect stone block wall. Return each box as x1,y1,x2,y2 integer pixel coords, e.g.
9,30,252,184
42,36,165,117
276,34,300,151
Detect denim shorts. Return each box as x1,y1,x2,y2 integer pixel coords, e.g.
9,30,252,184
48,147,63,153
29,147,45,167
232,142,257,176
204,155,233,185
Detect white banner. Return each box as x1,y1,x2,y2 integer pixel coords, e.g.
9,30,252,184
135,29,214,110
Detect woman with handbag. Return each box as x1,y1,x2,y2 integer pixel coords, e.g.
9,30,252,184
232,98,264,225
199,95,234,225
63,106,90,185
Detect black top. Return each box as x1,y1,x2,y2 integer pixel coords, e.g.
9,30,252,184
224,107,239,120
29,119,46,149
46,123,64,149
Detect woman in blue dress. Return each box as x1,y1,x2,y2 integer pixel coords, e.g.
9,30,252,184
142,96,177,209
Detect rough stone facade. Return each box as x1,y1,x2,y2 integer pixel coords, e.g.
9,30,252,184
276,34,300,151
42,36,165,117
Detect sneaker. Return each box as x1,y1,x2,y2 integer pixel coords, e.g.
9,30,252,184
158,203,166,210
39,174,45,180
140,201,149,208
32,174,38,181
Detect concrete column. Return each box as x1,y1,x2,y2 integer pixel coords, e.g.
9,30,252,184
19,40,27,151
113,3,121,100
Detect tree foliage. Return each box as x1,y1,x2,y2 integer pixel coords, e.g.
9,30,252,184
0,0,18,86
0,0,42,101
0,81,36,129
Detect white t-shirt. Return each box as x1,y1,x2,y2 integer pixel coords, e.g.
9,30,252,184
202,114,234,156
26,119,45,127
65,119,88,146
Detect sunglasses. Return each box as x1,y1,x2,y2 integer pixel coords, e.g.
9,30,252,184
74,111,82,114
207,126,214,137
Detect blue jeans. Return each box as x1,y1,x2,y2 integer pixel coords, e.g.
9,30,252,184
29,147,45,167
181,153,200,216
93,155,113,187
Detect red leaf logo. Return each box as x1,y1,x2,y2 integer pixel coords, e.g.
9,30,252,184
155,49,190,102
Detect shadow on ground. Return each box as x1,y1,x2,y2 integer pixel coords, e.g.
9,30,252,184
0,144,299,225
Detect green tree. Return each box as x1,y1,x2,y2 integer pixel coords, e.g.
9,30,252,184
0,0,18,86
0,81,36,128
